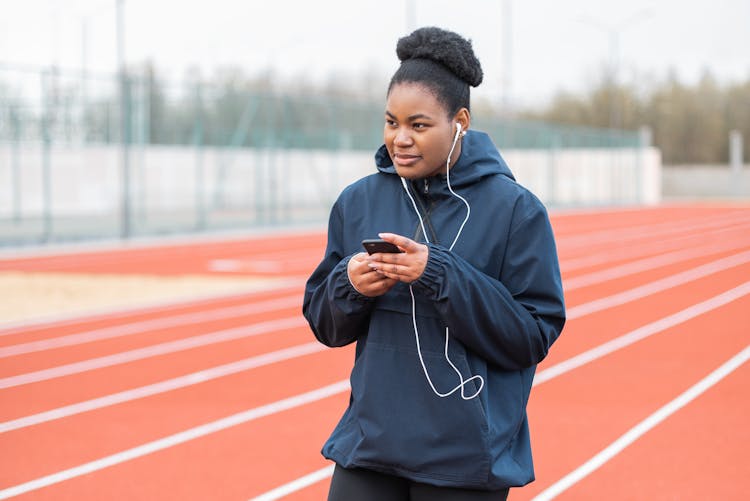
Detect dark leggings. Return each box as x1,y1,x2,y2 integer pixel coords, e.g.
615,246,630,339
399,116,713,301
327,464,509,501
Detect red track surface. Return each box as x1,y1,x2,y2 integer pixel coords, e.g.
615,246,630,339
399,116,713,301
1,204,748,500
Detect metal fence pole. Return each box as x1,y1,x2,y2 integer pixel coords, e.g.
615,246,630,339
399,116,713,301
637,126,652,205
193,82,206,230
10,105,22,224
547,130,559,207
730,129,744,197
40,70,53,242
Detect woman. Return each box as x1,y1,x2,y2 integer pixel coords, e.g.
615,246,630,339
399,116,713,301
303,27,566,500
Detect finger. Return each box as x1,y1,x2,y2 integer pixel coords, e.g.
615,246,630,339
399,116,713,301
374,262,417,282
350,252,369,263
377,233,421,253
361,275,398,296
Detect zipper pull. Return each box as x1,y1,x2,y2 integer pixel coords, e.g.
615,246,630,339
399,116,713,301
424,179,429,194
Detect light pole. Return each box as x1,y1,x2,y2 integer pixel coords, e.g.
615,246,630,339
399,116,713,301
116,0,131,238
579,9,652,129
406,0,416,31
501,0,513,114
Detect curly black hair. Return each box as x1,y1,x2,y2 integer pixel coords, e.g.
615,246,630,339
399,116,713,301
387,26,483,116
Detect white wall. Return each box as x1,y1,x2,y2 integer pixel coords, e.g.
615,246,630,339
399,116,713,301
0,143,662,219
663,164,750,200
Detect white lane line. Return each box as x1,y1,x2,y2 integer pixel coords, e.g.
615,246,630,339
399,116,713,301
13,281,745,434
0,295,301,358
0,237,324,271
2,216,746,341
564,239,750,291
566,250,750,319
561,220,750,273
248,281,750,501
3,249,748,390
0,380,350,501
532,344,750,501
4,244,747,359
535,281,750,385
0,342,326,434
3,276,747,498
249,465,336,501
0,316,307,390
2,212,745,337
556,210,750,250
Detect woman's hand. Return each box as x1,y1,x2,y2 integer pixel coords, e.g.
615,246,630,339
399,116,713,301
348,252,398,297
366,233,428,284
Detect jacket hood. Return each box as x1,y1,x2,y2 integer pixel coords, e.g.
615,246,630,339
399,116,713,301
374,129,515,186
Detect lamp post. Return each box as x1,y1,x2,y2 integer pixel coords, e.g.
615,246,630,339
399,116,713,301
116,0,131,238
406,0,416,31
501,0,512,114
579,9,652,129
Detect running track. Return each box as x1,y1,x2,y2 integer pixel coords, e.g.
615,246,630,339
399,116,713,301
1,204,748,500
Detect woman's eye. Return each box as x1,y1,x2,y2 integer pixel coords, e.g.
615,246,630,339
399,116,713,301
413,123,427,130
385,119,397,127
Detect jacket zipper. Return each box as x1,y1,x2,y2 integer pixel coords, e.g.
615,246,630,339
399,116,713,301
409,179,438,243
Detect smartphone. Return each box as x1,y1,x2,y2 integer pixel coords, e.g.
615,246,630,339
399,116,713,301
362,239,403,254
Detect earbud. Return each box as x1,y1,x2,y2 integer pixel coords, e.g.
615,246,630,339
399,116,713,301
455,122,462,133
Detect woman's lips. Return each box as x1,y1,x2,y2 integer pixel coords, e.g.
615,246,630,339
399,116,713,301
394,153,421,167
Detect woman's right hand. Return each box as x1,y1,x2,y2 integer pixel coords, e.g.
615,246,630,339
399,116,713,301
347,252,398,297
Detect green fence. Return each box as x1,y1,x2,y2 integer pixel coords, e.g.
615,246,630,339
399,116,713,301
0,64,646,247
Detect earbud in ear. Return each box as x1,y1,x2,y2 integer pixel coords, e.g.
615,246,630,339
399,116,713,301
455,122,462,133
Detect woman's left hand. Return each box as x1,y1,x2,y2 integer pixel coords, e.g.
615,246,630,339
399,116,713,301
366,233,429,283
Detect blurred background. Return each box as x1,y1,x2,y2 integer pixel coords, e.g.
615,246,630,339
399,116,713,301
1,0,749,246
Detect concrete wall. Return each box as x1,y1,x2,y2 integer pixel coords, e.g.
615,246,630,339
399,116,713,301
662,164,750,200
0,143,662,217
0,142,662,243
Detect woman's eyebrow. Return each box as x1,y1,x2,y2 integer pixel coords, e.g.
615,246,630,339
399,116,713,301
385,110,434,121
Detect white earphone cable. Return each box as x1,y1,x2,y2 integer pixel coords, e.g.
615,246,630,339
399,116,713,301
400,124,484,400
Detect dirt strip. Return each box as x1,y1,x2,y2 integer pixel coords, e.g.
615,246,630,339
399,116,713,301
0,272,288,325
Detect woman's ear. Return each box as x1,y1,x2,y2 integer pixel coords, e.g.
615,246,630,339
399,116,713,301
453,108,470,135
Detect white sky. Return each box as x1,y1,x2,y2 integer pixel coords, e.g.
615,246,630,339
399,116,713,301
1,0,748,108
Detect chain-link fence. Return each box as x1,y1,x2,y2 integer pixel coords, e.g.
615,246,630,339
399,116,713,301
0,64,655,246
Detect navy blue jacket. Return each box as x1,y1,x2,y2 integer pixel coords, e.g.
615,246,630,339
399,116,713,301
303,130,565,490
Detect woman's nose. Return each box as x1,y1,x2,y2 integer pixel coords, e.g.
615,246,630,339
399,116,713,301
393,128,413,146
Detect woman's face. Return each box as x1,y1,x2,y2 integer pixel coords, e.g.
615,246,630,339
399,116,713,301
384,83,465,180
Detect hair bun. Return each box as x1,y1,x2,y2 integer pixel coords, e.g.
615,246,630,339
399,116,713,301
396,26,483,87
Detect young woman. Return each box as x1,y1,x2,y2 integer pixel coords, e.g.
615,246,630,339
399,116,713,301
303,27,566,500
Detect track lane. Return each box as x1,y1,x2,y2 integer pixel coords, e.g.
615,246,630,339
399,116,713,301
549,205,747,238
0,320,312,420
544,260,750,366
515,291,750,499
2,205,749,500
254,280,750,501
4,252,748,424
0,294,304,359
0,345,354,488
1,392,349,501
0,231,326,276
555,351,750,500
6,237,746,383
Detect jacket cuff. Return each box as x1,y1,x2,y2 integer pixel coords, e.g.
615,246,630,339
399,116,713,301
411,244,448,299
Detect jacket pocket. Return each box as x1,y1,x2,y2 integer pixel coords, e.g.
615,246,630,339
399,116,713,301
347,337,491,484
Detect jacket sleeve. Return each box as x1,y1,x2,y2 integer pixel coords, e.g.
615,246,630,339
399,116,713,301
302,199,377,347
410,197,566,370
